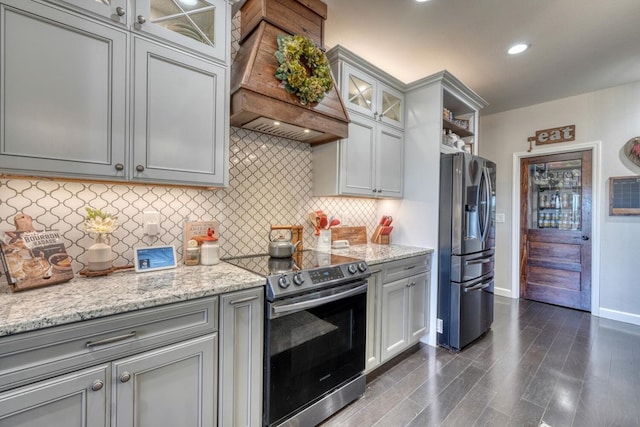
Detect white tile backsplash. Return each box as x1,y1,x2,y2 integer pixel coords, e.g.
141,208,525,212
0,127,379,272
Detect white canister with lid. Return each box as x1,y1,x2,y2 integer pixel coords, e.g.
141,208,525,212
200,236,220,265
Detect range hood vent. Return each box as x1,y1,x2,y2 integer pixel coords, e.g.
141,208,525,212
230,0,349,144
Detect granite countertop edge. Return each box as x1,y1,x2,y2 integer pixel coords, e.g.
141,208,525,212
0,243,432,337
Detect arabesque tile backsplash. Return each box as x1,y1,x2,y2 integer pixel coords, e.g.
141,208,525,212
0,127,379,275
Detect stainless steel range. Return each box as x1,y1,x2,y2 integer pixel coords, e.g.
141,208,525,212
224,250,371,427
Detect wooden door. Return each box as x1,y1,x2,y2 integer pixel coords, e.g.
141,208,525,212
520,150,592,311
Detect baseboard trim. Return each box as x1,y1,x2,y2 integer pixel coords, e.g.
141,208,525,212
494,287,513,298
598,308,640,326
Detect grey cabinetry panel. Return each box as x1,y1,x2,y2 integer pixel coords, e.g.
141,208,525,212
132,37,227,186
113,334,217,427
0,364,108,427
379,255,431,363
219,287,263,427
0,0,127,180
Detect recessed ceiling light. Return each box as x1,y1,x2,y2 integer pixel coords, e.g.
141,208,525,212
508,43,529,55
415,0,430,2
178,0,199,5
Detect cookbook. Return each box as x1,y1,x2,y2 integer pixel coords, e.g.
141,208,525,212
0,230,74,292
182,220,220,261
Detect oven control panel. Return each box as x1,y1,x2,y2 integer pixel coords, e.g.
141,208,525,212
309,266,344,284
266,261,370,301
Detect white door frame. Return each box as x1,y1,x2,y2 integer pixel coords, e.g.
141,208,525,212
511,140,601,316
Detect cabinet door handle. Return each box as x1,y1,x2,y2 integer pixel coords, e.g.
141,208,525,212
85,331,136,348
116,6,125,16
91,380,104,392
136,165,145,172
120,372,132,383
114,163,124,171
404,265,416,270
137,15,146,24
229,295,259,305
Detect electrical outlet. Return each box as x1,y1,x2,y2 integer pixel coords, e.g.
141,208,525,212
143,211,160,236
436,318,443,334
495,213,506,223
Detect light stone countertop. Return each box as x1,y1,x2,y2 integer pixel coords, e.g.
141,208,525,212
0,262,265,337
0,244,432,337
327,243,433,266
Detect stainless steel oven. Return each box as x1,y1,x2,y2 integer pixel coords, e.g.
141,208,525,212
224,251,370,427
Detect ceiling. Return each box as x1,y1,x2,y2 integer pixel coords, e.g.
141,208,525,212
323,0,640,115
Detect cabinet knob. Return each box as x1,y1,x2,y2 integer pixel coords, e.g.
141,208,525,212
137,15,146,24
116,6,125,16
582,235,590,241
136,165,145,172
115,163,124,171
120,372,132,383
377,189,382,193
91,380,104,392
372,188,377,193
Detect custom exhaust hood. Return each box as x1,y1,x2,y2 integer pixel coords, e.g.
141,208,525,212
230,0,349,144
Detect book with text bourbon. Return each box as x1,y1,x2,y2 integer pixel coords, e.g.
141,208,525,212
0,230,74,292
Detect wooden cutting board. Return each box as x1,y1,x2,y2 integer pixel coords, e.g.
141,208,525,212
330,226,367,245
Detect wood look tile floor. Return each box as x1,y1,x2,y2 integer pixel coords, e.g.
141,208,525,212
320,296,640,427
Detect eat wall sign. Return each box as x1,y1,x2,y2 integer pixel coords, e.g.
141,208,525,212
532,125,576,146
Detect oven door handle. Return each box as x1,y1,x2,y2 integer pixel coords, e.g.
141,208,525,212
271,283,368,316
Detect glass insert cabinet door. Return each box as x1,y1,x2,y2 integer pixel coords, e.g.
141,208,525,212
347,71,375,115
528,159,582,230
135,0,228,60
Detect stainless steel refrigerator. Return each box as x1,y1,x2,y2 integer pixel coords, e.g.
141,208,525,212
437,152,496,351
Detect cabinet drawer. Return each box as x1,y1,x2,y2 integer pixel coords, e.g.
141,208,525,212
0,296,217,393
382,254,430,283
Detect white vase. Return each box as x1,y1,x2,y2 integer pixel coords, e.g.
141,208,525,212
87,233,113,271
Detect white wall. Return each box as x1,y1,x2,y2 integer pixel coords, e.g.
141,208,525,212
480,81,640,325
378,82,443,346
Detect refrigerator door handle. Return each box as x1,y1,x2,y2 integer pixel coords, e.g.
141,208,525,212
479,167,492,242
464,279,492,292
465,256,495,265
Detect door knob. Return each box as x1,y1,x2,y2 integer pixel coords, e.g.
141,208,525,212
91,380,104,391
120,372,132,383
116,6,125,16
136,165,145,172
137,15,146,24
582,235,590,241
115,163,124,171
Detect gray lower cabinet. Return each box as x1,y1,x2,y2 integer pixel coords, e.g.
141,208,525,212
219,288,264,427
0,296,219,426
0,364,109,427
376,255,431,364
113,334,217,427
365,269,382,373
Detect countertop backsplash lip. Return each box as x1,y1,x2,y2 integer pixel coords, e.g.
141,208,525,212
0,244,432,337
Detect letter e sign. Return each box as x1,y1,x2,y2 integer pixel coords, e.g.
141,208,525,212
535,125,575,146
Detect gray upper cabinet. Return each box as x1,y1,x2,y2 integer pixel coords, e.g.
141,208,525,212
131,36,228,186
0,0,128,180
47,0,230,62
313,45,404,199
133,0,229,62
0,0,230,187
48,0,129,25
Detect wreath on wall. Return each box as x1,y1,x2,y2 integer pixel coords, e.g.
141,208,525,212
274,34,334,105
